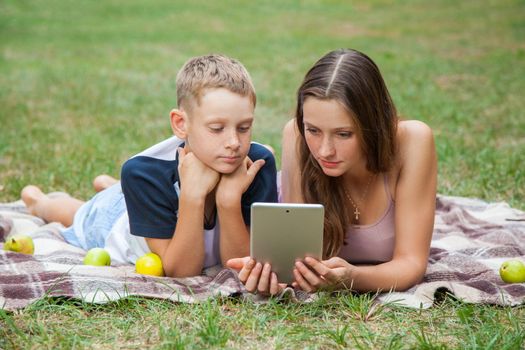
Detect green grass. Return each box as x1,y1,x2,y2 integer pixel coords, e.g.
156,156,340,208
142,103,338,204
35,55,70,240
1,294,524,349
1,0,524,348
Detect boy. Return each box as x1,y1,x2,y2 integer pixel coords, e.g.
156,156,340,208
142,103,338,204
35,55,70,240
21,54,278,277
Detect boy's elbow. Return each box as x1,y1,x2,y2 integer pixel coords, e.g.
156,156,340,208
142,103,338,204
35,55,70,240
163,259,204,278
165,266,202,278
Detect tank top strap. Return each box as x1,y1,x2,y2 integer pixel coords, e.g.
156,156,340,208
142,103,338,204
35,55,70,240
382,173,394,202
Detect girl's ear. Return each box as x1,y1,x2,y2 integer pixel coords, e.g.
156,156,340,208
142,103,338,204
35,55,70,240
170,109,188,138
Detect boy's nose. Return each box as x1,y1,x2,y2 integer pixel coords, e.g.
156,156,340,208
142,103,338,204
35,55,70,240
226,133,241,150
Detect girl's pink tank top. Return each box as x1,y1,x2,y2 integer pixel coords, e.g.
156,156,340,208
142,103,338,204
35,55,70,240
337,174,395,264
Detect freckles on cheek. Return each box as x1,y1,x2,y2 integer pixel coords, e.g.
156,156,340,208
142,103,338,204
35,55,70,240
239,135,251,152
304,137,317,154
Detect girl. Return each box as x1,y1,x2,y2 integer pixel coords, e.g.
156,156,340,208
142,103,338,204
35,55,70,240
227,48,437,295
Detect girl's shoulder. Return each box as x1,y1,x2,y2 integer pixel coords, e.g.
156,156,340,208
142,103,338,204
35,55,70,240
397,119,434,140
389,120,436,191
396,119,435,158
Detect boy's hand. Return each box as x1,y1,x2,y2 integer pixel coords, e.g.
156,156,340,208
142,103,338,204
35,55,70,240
216,157,265,206
178,147,220,200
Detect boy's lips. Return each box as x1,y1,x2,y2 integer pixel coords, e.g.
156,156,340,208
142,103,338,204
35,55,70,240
220,156,241,164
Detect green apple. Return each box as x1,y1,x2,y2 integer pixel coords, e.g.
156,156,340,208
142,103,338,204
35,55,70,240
83,248,111,266
499,259,525,283
3,234,34,255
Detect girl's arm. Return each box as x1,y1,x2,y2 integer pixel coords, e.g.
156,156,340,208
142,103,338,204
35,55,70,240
281,119,304,203
387,120,437,289
295,120,437,292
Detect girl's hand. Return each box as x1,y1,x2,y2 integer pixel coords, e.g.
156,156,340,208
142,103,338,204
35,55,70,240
178,147,220,199
216,157,265,206
226,257,285,296
293,256,355,292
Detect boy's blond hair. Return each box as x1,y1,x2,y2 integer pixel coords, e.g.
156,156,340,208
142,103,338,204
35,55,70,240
176,54,256,111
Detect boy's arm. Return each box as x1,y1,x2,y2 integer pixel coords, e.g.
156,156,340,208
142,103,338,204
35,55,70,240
158,148,220,277
215,157,267,265
216,199,250,264
122,147,220,278
145,191,207,277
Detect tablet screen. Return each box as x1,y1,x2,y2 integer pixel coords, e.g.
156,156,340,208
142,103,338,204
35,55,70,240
250,203,324,284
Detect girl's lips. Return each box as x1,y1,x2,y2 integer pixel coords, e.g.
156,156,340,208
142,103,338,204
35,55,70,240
319,159,340,168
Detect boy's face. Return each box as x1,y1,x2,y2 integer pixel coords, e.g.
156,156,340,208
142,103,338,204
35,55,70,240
183,88,254,174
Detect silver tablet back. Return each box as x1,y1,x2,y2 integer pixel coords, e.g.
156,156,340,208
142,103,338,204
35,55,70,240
250,203,324,284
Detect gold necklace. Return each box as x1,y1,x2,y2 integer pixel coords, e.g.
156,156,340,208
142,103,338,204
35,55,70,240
343,174,376,221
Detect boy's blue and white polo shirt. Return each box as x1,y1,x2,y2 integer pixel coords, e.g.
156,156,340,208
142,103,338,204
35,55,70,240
60,136,278,267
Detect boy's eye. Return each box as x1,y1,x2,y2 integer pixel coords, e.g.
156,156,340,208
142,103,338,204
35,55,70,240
209,126,224,132
238,125,251,133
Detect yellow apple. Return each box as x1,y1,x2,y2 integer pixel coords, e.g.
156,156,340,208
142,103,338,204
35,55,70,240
499,259,525,283
3,234,34,255
83,248,111,266
136,253,164,276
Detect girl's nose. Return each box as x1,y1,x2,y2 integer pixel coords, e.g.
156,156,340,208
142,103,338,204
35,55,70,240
318,137,335,158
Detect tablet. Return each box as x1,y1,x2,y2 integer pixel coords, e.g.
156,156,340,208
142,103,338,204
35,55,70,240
250,202,324,284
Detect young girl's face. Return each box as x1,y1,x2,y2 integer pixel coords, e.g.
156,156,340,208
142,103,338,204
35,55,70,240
302,97,366,177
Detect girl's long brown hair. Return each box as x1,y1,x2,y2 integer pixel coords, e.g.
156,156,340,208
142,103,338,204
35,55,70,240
295,49,398,258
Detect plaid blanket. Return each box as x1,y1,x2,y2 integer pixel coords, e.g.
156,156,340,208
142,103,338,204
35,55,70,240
1,195,524,311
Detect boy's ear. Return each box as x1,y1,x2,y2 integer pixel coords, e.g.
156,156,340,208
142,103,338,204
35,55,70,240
170,109,188,139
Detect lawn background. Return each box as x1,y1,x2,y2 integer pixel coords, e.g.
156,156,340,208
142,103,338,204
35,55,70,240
1,0,524,349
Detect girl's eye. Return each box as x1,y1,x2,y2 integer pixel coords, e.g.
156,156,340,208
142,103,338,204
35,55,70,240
337,132,353,138
306,128,319,134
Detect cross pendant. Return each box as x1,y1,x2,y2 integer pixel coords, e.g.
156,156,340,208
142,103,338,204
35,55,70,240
354,207,360,221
